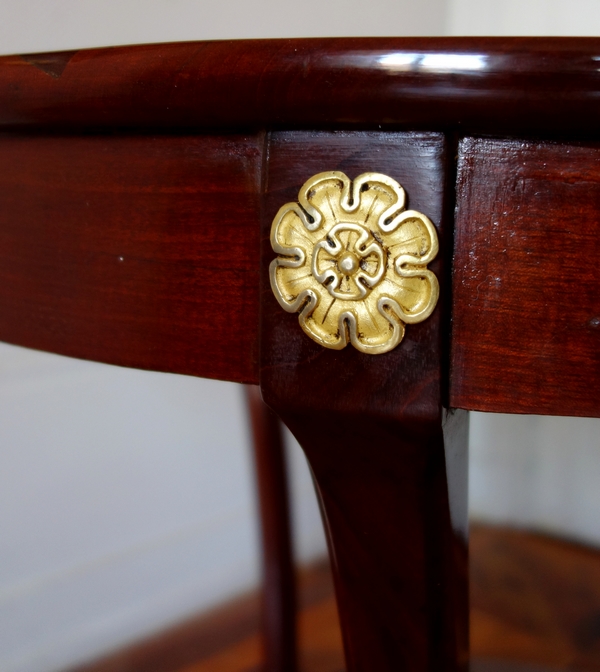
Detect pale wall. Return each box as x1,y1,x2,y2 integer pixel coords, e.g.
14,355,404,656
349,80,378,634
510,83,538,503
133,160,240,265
447,0,600,35
0,0,447,55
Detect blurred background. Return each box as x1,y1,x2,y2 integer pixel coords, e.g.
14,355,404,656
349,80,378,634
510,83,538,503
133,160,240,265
0,1,599,671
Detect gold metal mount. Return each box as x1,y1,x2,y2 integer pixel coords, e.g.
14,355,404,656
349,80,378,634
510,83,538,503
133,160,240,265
269,171,439,354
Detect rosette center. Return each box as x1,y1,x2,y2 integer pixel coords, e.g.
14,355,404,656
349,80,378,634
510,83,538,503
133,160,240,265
338,252,359,274
312,223,386,301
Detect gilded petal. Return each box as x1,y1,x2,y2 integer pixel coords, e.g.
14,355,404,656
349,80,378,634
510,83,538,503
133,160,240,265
299,172,349,231
272,205,322,259
300,292,348,350
351,175,406,230
371,270,439,325
347,292,404,353
272,264,319,307
382,211,439,266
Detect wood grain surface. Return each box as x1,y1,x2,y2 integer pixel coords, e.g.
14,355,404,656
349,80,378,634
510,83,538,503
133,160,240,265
451,137,600,417
261,131,468,672
1,39,600,134
471,526,600,672
0,133,262,382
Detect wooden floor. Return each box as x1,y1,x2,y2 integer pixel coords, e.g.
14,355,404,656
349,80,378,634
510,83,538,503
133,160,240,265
73,525,600,672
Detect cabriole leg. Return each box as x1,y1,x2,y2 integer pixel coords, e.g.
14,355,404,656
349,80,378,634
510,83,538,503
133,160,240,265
260,130,468,671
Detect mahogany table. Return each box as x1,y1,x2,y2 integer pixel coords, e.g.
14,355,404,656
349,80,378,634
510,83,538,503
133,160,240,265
0,38,598,672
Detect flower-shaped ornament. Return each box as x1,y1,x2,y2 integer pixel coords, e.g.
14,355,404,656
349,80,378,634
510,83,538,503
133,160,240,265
270,171,439,354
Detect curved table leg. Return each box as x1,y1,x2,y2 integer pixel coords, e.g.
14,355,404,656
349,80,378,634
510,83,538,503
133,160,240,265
260,129,468,671
260,384,468,672
246,385,298,672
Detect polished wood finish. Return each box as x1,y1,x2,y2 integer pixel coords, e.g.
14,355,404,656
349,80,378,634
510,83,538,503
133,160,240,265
0,133,261,382
260,130,468,672
246,385,297,672
471,526,600,671
0,44,600,415
1,38,600,672
2,39,600,135
451,138,600,417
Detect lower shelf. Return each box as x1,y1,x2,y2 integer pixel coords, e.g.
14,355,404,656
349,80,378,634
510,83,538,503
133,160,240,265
71,524,600,672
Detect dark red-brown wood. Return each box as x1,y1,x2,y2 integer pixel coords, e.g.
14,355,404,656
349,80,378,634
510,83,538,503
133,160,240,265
1,39,600,135
0,133,262,383
451,137,600,417
1,38,599,672
1,40,600,406
246,385,297,672
260,130,469,672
